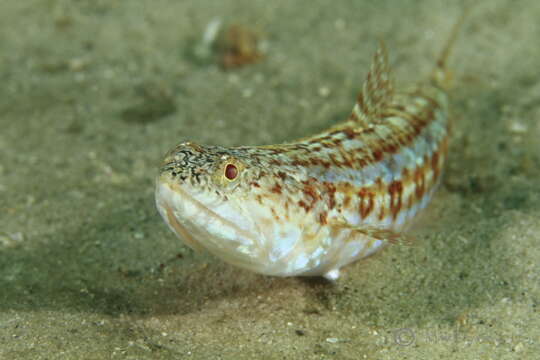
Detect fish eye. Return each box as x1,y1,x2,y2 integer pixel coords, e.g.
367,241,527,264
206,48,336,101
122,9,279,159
224,163,238,180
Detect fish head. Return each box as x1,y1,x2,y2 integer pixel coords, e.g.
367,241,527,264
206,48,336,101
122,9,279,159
155,142,290,272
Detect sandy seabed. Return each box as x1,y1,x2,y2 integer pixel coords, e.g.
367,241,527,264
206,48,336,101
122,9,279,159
1,1,538,359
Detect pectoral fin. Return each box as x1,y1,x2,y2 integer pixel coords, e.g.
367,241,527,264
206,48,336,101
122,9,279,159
329,218,409,245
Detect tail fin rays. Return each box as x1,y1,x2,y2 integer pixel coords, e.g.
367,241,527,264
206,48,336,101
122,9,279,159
431,7,471,90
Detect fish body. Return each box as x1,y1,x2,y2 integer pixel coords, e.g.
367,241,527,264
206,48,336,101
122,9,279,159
155,33,457,279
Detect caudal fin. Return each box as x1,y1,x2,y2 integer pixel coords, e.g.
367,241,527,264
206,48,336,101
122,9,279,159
431,7,471,89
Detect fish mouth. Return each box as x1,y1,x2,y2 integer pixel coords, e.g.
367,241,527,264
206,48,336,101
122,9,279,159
155,179,261,269
157,190,207,252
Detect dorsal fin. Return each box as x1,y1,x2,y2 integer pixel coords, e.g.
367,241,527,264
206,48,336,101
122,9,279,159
350,41,394,126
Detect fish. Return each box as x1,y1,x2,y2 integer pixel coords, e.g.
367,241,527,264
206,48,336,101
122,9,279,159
155,18,464,280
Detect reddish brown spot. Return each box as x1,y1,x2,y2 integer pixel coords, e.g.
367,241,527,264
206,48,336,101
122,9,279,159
329,154,341,167
309,158,322,166
269,159,282,166
372,149,383,162
225,164,238,180
405,133,415,143
271,183,282,194
318,212,328,225
277,171,287,180
343,128,356,139
298,200,309,212
388,180,403,219
250,181,260,188
302,184,319,202
414,168,425,199
383,142,399,154
358,189,374,219
342,159,353,168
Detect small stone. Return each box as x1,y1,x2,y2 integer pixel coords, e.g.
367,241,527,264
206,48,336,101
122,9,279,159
508,120,527,134
10,232,24,242
318,86,330,97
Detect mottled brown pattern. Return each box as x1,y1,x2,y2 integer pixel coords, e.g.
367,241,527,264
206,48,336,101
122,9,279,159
292,104,437,172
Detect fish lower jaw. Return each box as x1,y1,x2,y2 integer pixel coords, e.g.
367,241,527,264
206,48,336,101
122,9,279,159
155,181,266,269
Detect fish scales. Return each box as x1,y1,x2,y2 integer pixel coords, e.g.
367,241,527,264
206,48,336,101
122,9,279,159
155,24,461,279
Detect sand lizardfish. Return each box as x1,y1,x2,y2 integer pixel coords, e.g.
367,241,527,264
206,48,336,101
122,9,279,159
155,20,464,280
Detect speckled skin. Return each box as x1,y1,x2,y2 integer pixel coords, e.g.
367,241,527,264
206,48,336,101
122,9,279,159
155,42,452,279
